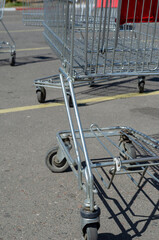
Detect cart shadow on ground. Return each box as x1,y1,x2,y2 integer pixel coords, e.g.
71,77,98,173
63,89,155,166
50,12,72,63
75,76,159,108
94,173,159,240
15,55,58,66
78,76,159,98
79,77,139,97
40,76,159,107
0,54,57,67
98,232,132,240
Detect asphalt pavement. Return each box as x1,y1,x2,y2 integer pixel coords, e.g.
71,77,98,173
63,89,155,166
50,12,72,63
0,11,159,240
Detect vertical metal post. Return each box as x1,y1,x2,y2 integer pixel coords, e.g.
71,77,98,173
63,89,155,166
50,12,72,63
149,0,159,63
70,0,76,77
114,0,122,48
84,0,89,74
63,0,70,63
90,0,97,74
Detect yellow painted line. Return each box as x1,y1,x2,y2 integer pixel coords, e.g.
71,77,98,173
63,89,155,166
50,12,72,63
0,47,50,53
0,102,63,114
16,47,50,52
77,90,159,104
0,90,159,114
0,29,42,33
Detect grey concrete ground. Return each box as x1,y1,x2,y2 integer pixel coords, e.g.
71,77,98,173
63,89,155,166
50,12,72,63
0,11,159,240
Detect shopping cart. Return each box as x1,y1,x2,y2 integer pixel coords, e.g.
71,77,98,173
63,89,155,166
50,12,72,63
0,0,16,65
23,0,143,105
44,0,159,238
23,0,44,26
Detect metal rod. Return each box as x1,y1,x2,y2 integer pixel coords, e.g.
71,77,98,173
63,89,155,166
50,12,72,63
68,75,95,211
59,72,83,190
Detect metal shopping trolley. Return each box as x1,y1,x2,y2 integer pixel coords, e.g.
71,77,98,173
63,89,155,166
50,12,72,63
24,0,143,105
43,0,159,238
23,0,44,26
0,0,16,65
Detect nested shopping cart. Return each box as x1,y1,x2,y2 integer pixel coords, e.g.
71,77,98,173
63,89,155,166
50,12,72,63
42,0,159,239
23,0,44,26
0,0,16,65
23,0,147,105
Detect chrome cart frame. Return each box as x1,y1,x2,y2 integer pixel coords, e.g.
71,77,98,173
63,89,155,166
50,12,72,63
24,0,148,104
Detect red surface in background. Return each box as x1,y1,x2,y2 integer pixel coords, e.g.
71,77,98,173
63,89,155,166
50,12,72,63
97,0,118,8
120,0,159,24
97,0,159,24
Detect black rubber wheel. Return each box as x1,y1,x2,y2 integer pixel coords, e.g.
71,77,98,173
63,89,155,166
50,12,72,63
89,80,95,87
9,53,16,66
110,141,136,174
119,141,136,160
36,87,46,103
45,146,69,173
138,76,145,93
138,81,145,93
84,226,98,240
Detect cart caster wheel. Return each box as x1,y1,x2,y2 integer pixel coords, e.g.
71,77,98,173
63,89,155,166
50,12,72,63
89,80,95,87
81,207,100,240
9,52,16,66
119,141,142,171
45,146,69,173
36,87,46,103
84,225,98,240
67,93,73,108
119,141,136,160
138,77,145,93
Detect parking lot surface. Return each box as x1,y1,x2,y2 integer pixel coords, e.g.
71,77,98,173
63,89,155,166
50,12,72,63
0,11,159,240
